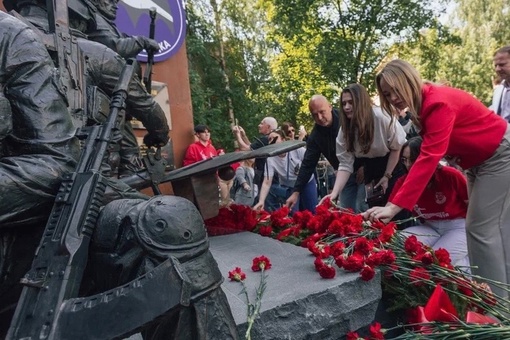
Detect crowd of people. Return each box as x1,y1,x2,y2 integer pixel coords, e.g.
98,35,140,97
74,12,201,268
183,47,510,302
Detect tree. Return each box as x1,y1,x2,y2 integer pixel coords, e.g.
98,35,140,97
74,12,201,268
395,0,510,105
186,0,279,151
261,0,448,120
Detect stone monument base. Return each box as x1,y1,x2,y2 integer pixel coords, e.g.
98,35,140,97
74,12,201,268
209,232,381,339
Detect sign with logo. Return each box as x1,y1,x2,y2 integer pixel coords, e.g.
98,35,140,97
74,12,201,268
115,0,186,62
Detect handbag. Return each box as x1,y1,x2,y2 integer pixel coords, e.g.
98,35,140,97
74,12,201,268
365,180,386,207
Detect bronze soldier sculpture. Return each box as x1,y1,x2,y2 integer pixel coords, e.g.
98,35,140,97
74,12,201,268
86,0,162,176
0,3,240,339
7,0,169,178
0,9,80,333
87,0,160,59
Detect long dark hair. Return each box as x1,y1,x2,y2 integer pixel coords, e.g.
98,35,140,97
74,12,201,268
402,136,423,164
281,122,295,139
340,83,374,154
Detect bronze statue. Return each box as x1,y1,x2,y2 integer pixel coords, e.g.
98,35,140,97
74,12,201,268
0,9,80,334
87,0,160,59
0,3,240,339
0,12,80,228
5,0,169,178
86,0,161,175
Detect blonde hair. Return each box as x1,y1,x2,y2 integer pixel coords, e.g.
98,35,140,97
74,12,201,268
376,59,423,130
340,83,374,154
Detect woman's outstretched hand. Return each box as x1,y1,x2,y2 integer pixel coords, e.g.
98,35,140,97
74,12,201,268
363,203,402,223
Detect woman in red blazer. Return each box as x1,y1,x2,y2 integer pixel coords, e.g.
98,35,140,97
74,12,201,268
365,59,510,300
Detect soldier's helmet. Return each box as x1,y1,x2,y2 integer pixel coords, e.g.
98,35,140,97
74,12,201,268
130,196,209,259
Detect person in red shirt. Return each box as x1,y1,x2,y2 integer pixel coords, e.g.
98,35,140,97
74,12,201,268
182,124,219,166
390,137,469,268
183,125,234,206
365,59,510,299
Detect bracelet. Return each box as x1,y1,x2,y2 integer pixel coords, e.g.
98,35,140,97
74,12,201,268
384,172,392,179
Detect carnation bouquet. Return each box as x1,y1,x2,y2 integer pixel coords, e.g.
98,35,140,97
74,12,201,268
206,200,510,338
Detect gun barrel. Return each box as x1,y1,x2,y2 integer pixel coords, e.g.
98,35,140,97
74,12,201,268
143,8,157,93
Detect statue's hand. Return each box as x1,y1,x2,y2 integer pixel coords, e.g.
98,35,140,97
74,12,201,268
141,37,160,54
144,131,169,148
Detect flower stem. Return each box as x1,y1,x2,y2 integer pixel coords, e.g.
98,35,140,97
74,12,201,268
244,268,268,340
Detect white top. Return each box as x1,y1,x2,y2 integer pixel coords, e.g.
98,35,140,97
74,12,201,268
266,147,311,187
490,81,510,122
336,106,406,173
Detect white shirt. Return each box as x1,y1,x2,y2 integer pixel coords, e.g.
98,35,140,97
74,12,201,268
266,147,310,187
336,106,407,173
501,84,510,122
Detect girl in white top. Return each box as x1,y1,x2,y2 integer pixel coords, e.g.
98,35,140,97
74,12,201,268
321,83,406,207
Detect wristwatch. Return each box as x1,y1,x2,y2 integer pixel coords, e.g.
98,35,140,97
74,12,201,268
384,172,392,179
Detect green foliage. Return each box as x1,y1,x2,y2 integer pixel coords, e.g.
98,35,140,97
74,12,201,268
396,0,510,105
262,0,446,121
185,0,510,150
187,0,290,151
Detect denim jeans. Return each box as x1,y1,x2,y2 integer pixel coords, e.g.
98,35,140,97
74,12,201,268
299,178,318,214
340,172,367,213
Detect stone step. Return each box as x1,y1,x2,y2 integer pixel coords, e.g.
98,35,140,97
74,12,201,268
209,232,381,339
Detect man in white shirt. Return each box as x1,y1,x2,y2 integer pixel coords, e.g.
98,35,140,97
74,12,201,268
491,45,510,122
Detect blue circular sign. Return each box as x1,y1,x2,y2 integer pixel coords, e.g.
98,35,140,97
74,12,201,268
116,0,186,62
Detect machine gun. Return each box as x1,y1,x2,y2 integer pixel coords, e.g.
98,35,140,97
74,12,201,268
7,60,136,339
143,7,157,94
8,59,191,340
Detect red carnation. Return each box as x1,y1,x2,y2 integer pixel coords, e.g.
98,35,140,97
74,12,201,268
369,322,385,339
354,237,373,255
256,210,271,223
251,255,272,271
414,251,434,266
378,223,396,243
310,242,331,258
292,210,313,227
318,196,332,207
276,228,293,241
228,267,246,282
334,255,345,268
404,235,423,254
360,265,376,281
434,248,452,266
326,219,344,236
258,225,273,237
379,250,396,265
318,264,336,279
346,331,362,340
330,241,346,257
314,257,326,271
365,252,382,267
343,253,365,272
